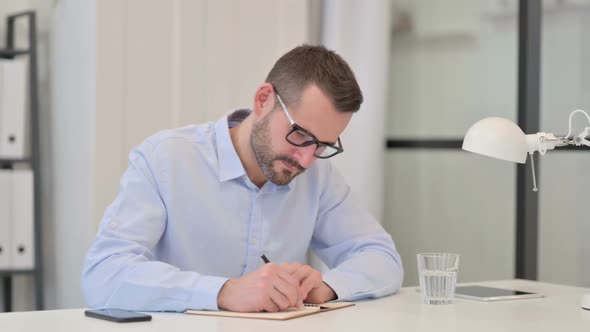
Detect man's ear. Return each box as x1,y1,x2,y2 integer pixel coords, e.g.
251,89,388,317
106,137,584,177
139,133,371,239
252,83,275,117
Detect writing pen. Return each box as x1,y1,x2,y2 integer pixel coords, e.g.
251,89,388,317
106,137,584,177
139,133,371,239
261,254,270,264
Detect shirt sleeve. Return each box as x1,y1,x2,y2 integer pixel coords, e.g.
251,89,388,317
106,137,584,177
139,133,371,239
311,162,404,301
81,142,228,312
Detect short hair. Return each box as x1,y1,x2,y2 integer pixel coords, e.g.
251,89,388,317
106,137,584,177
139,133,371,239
265,44,363,113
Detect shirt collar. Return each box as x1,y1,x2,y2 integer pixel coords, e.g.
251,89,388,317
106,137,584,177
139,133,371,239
214,109,294,191
215,110,248,182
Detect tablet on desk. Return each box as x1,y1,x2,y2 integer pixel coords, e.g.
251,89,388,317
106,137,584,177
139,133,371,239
455,285,544,302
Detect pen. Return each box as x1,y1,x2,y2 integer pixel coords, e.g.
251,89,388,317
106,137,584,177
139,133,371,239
261,254,270,264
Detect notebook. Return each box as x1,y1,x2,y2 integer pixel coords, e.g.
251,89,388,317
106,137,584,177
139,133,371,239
185,302,354,320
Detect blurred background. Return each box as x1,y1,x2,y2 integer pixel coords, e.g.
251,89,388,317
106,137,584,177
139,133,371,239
0,0,588,311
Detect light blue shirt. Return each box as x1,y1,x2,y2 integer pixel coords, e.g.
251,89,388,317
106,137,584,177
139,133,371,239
81,110,403,312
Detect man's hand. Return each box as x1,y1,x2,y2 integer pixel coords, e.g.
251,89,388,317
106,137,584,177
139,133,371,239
282,263,337,304
217,263,303,312
304,282,337,303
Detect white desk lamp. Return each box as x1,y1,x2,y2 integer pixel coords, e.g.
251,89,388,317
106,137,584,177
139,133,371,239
462,109,590,310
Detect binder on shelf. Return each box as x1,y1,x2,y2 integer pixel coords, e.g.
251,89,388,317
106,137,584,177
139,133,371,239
0,57,29,159
11,168,34,269
0,170,13,269
1,11,43,311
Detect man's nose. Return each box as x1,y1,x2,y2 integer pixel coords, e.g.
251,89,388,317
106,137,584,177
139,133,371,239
295,144,317,169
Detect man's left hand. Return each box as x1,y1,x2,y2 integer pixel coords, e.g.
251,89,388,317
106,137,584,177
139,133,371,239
281,263,337,304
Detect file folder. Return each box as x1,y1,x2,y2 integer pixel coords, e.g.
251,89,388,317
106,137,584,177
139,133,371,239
11,169,34,269
0,58,29,159
0,170,12,269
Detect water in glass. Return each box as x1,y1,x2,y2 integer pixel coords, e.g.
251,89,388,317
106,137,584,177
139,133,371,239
420,270,457,304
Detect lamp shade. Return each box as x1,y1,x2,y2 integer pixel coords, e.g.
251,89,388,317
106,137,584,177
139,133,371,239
462,117,528,164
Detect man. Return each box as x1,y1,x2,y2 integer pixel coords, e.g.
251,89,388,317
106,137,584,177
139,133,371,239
82,44,403,313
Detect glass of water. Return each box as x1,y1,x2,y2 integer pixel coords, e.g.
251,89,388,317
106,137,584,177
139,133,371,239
417,253,460,305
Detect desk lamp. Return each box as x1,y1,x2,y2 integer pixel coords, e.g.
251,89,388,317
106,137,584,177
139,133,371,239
462,109,590,310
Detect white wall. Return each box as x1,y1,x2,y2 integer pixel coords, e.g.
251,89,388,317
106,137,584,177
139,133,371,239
322,0,393,220
51,0,97,309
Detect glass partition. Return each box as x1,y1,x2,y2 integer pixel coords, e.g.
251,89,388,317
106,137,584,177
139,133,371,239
538,2,590,287
385,0,518,286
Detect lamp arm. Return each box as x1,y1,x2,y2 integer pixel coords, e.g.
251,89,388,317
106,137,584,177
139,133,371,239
565,109,590,139
525,133,568,191
526,133,568,155
572,127,590,147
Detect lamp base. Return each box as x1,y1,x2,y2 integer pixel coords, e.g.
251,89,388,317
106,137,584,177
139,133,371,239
581,294,590,310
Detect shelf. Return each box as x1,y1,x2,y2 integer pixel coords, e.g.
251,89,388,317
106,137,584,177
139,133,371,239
0,49,30,58
1,11,43,312
0,158,31,163
0,269,34,277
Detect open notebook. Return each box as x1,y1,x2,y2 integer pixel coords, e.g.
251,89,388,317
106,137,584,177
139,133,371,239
185,302,354,320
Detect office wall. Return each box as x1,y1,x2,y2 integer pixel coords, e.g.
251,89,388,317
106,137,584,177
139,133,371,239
51,0,97,310
322,0,392,220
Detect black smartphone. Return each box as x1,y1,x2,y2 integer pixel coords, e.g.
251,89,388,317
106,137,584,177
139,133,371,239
84,309,152,323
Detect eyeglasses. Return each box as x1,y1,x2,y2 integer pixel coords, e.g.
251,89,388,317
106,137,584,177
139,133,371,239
274,90,344,159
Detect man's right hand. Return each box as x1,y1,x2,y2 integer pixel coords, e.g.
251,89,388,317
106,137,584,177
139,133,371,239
217,263,304,312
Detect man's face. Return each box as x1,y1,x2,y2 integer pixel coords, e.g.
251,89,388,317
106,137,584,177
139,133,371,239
250,85,352,186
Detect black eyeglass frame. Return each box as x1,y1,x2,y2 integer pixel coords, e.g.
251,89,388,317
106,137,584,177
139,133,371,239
274,89,344,159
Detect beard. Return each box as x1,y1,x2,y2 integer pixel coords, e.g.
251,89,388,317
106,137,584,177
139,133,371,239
250,113,306,186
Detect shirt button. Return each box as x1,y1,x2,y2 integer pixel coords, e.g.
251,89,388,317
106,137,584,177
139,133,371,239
109,222,117,229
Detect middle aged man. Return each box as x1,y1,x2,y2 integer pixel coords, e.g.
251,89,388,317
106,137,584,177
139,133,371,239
82,44,404,313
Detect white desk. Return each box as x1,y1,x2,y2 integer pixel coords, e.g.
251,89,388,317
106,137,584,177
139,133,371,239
2,280,590,332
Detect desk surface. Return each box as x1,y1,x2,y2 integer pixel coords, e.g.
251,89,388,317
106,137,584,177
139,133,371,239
2,279,590,332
